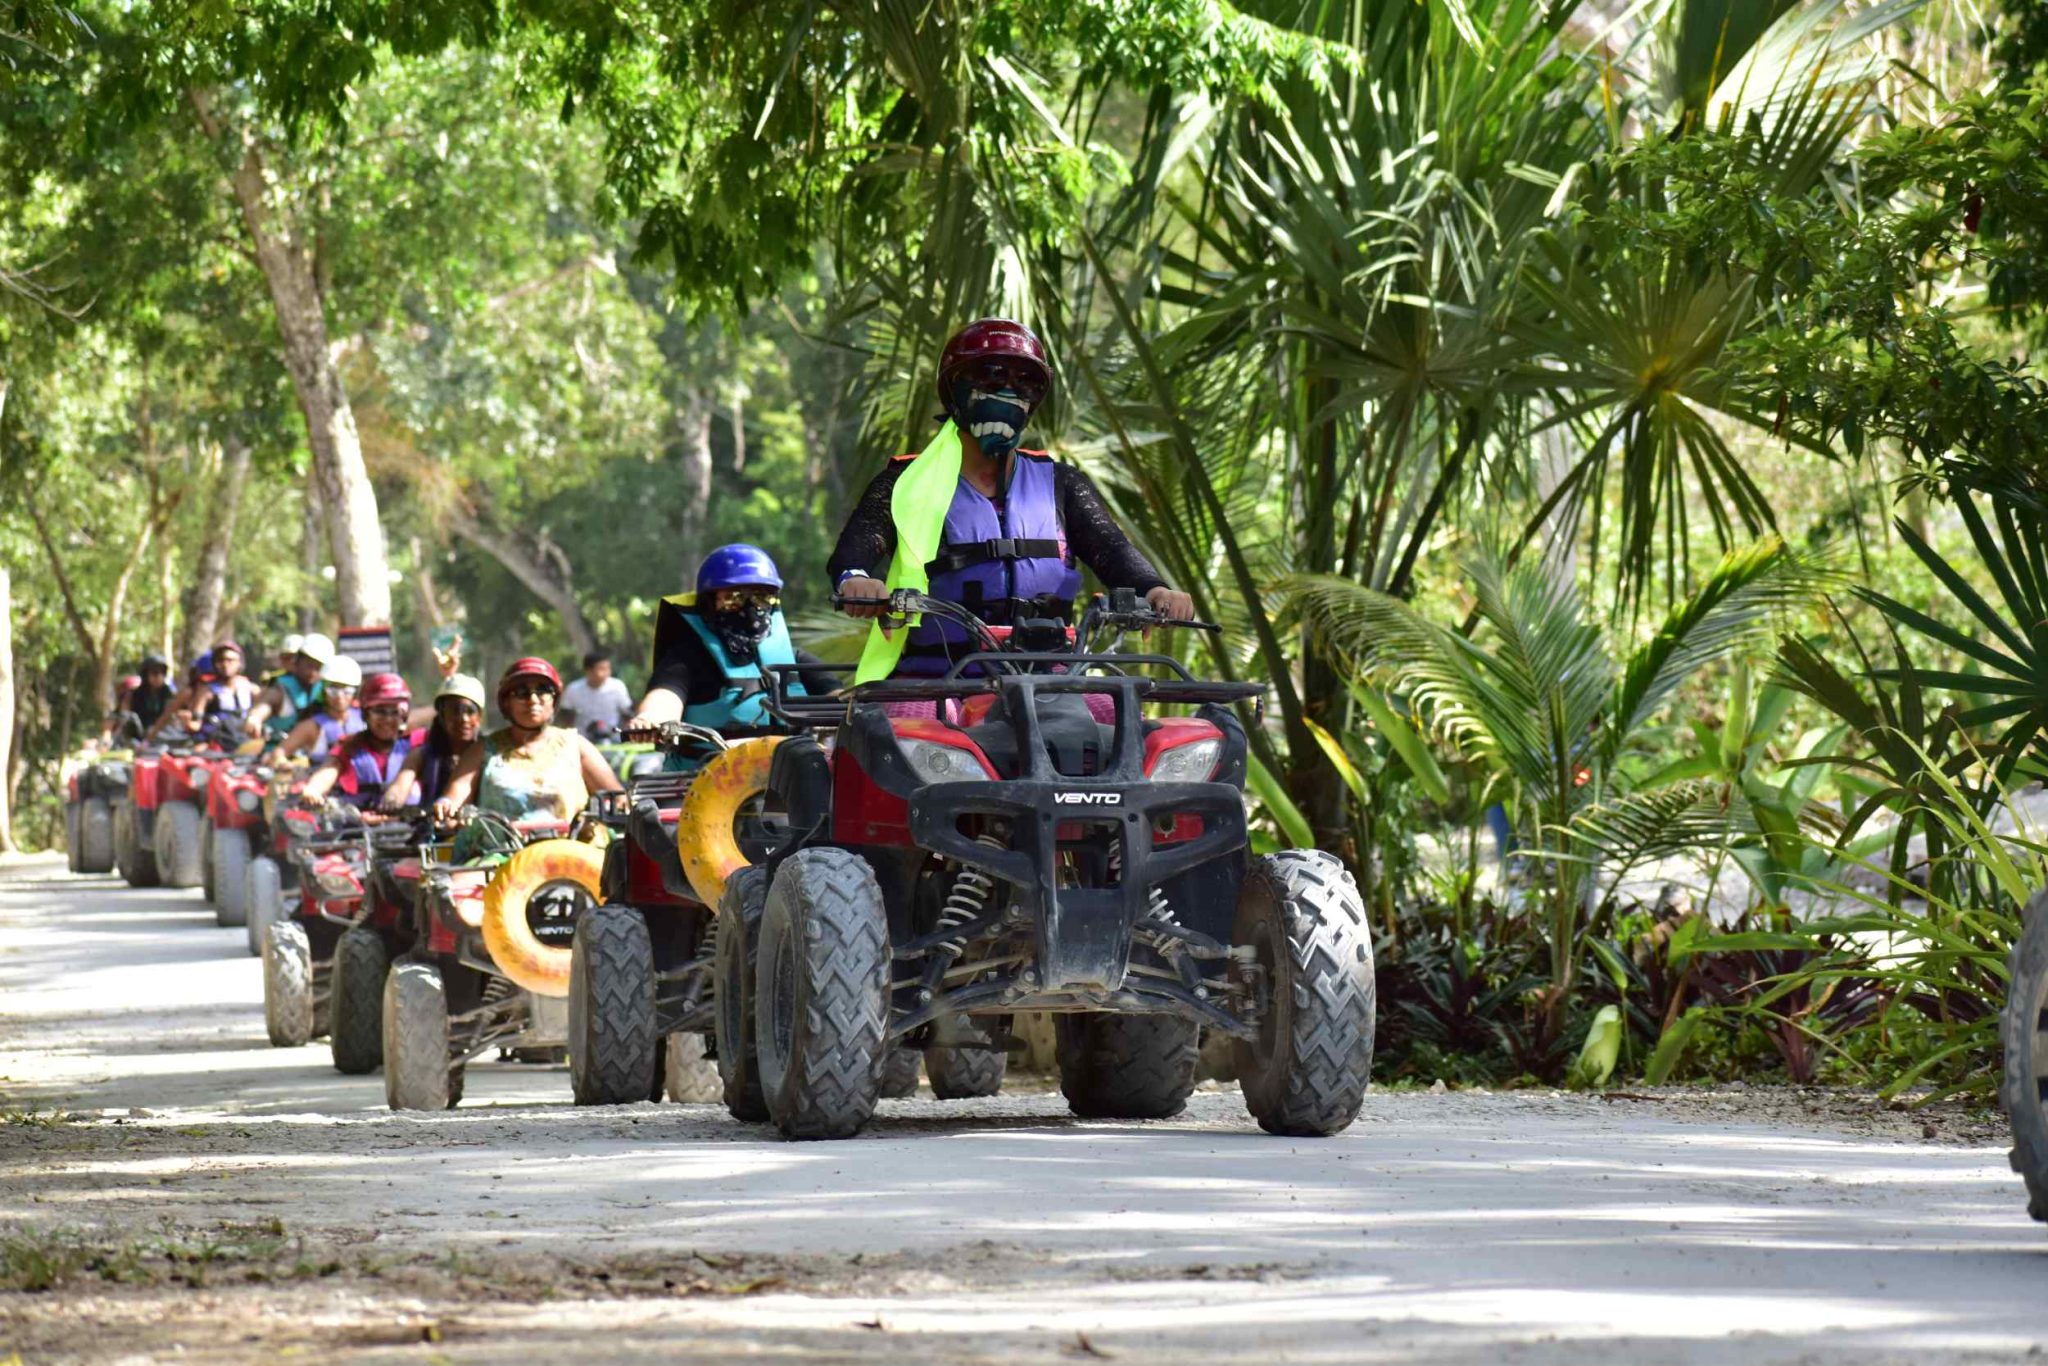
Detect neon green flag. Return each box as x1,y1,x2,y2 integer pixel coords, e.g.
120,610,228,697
854,420,964,684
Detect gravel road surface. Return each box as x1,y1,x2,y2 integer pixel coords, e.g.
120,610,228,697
1,859,2041,1364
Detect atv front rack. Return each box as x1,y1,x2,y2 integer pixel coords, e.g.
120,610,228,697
763,656,1262,727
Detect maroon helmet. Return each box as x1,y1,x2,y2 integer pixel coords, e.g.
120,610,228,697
936,318,1051,412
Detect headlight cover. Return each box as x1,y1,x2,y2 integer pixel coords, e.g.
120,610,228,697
1149,738,1222,784
899,738,991,783
192,767,211,788
235,789,263,814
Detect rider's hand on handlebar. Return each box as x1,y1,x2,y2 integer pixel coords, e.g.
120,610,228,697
837,576,890,620
1147,587,1196,623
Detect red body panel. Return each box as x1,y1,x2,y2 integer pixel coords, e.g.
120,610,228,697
130,756,162,812
832,748,912,847
205,765,268,830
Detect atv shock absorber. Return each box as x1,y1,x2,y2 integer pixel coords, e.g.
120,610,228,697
918,835,1007,997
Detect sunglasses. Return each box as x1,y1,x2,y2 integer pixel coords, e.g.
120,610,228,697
505,685,557,702
365,705,408,720
712,588,780,610
961,359,1048,404
441,701,483,718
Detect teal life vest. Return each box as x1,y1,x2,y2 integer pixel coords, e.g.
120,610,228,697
662,592,805,734
268,673,324,737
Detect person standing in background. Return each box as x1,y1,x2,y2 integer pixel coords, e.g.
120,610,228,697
559,648,634,734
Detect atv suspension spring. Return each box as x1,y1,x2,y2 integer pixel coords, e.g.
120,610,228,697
1108,839,1185,933
935,835,1005,947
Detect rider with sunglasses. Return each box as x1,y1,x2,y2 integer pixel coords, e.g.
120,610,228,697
830,318,1193,677
436,658,622,825
626,544,840,743
301,672,421,810
380,674,488,812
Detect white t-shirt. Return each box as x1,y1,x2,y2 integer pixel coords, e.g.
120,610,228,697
560,675,635,731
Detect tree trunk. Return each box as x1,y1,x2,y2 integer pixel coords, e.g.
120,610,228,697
190,90,391,626
0,567,16,853
25,497,150,708
446,507,598,659
676,384,715,577
181,436,252,662
299,483,324,633
729,387,747,475
407,535,452,675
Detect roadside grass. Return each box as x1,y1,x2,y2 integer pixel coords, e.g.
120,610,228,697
0,1218,299,1292
1,1107,76,1128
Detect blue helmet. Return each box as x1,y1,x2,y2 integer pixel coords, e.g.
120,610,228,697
697,544,783,594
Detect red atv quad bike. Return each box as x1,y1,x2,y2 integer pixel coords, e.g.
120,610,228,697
566,723,803,1108
63,747,127,876
203,753,273,928
714,589,1377,1141
242,761,316,956
260,804,418,1066
2005,890,2048,1229
113,736,219,890
381,812,605,1110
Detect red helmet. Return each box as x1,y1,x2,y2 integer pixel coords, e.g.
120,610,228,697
936,318,1050,411
497,657,562,703
359,673,412,710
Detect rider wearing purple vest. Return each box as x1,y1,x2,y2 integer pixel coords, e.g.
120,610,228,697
829,318,1194,669
301,672,418,810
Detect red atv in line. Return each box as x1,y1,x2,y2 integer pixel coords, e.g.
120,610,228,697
114,737,221,890
382,813,602,1110
714,589,1377,1141
260,803,420,1073
2006,891,2048,1230
63,748,127,875
203,753,273,929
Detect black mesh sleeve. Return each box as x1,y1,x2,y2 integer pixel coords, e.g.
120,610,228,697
1057,464,1166,594
826,463,905,589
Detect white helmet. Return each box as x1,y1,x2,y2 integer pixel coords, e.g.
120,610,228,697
296,633,335,666
282,633,304,657
323,655,363,689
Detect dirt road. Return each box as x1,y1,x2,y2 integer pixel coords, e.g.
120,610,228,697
1,859,2042,1364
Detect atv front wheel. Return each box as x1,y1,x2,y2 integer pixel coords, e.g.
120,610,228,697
2003,891,2048,1225
714,865,771,1122
663,1032,723,1103
926,1015,1006,1099
1056,1014,1198,1119
65,802,82,873
244,855,283,957
211,824,252,928
568,904,659,1105
200,816,217,901
114,801,159,888
384,960,458,1110
158,801,204,889
262,922,316,1048
1232,850,1376,1137
78,798,114,875
330,926,391,1075
755,848,889,1139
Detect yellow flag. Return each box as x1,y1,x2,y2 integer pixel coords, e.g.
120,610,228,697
853,420,963,684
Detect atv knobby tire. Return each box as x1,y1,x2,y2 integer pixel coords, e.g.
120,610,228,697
200,816,217,901
263,921,317,1048
384,960,458,1110
1056,1013,1198,1119
881,1047,921,1099
211,824,252,927
663,1032,723,1103
114,801,160,888
714,865,771,1122
1232,850,1376,1137
158,801,204,889
65,802,82,873
568,904,659,1106
2003,890,2048,1225
244,855,283,957
78,798,114,875
329,926,391,1075
755,848,889,1139
926,1014,1006,1099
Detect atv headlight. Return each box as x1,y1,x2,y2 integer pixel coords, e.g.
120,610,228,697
236,789,262,814
1149,739,1222,783
899,738,990,783
193,767,211,789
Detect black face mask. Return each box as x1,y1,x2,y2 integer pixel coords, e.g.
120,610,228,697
710,601,775,663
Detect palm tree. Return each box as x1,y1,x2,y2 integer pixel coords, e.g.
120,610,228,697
1289,536,1818,1043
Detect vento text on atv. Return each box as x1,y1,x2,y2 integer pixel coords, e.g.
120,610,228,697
717,588,1377,1140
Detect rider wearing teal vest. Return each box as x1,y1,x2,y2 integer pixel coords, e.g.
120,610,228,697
633,546,837,756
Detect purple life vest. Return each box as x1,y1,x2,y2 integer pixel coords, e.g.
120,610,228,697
905,452,1082,674
311,709,366,761
334,729,418,808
